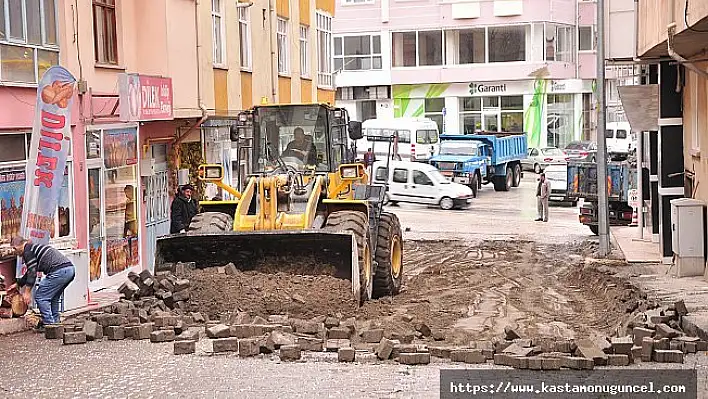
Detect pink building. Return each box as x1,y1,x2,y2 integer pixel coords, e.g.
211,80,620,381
0,0,205,305
333,0,612,148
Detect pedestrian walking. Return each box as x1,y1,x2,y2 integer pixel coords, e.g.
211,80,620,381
535,173,550,222
363,148,376,166
170,184,199,234
8,236,76,330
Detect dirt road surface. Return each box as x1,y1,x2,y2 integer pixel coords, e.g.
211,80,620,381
1,174,705,398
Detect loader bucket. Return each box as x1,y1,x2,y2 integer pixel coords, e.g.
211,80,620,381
154,230,361,300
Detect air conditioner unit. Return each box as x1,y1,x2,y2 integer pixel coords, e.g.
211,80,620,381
670,198,706,277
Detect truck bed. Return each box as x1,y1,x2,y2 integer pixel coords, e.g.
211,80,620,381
566,161,636,201
440,133,527,165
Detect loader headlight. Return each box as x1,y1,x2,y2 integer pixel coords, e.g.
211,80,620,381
340,165,359,179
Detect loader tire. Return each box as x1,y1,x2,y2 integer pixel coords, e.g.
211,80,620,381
372,212,403,298
324,210,373,304
188,212,233,233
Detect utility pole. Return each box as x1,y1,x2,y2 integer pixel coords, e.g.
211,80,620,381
596,0,610,256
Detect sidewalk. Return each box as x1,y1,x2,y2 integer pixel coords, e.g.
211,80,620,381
611,226,708,340
0,289,120,336
610,225,660,263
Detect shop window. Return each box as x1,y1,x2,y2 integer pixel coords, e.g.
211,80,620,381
333,34,382,71
457,28,485,64
0,166,73,242
488,26,525,62
0,0,58,83
85,128,140,281
459,95,523,133
93,0,118,65
424,98,444,133
547,94,575,148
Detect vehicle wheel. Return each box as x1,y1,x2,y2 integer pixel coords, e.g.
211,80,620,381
534,163,542,174
492,177,504,191
188,212,233,233
470,174,479,198
372,212,403,298
383,193,391,206
324,211,373,304
589,225,599,235
439,197,454,210
571,201,578,207
497,167,512,191
512,164,522,187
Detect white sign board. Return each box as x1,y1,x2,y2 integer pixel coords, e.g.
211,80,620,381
628,189,639,208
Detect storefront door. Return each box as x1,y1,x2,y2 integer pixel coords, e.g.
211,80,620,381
86,126,141,290
144,144,170,272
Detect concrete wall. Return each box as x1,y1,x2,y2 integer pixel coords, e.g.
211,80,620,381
637,0,708,56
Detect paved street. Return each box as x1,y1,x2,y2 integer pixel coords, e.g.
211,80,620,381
1,173,706,398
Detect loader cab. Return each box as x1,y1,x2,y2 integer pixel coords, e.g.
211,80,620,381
232,104,358,183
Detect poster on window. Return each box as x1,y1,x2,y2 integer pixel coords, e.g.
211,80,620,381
104,129,138,169
18,66,76,276
0,171,26,241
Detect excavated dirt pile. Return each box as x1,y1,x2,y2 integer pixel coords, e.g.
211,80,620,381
187,268,358,320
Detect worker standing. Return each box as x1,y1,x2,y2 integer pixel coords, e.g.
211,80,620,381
535,173,550,222
8,236,75,330
170,184,199,234
364,148,376,167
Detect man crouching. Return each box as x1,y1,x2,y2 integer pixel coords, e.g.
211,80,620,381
8,236,75,330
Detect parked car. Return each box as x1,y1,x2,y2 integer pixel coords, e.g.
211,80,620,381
564,141,597,162
372,160,473,210
543,164,577,206
521,147,568,174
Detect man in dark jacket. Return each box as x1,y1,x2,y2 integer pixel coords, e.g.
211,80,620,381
8,236,75,329
170,184,199,234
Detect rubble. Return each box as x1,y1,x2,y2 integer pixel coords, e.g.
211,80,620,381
338,347,355,362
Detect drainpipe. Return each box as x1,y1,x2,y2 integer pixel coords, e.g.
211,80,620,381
268,0,277,102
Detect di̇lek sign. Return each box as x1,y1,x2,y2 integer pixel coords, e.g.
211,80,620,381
18,66,76,275
119,73,174,122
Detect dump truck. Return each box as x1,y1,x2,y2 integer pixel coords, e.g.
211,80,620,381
566,160,636,235
429,132,528,197
155,103,403,304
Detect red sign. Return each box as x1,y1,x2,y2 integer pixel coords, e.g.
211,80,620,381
119,74,173,121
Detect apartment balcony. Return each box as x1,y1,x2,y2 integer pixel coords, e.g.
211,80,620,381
638,0,708,59
334,0,577,34
390,61,578,84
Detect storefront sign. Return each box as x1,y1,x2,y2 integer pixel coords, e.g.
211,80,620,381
119,74,173,122
0,171,27,242
17,66,75,276
469,82,507,95
104,128,139,169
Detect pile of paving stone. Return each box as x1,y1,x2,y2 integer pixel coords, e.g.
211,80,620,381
117,268,193,313
435,299,705,370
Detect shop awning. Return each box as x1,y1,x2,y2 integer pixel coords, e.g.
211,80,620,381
618,85,659,132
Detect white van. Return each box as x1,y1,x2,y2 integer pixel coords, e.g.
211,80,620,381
356,118,440,162
370,160,473,210
605,122,632,156
543,164,577,206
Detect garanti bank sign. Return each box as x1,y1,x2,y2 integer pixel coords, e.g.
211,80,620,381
468,82,507,95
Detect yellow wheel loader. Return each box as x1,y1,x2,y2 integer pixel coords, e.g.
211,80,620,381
155,103,403,303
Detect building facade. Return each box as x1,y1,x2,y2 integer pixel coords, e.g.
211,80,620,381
635,0,708,264
0,0,336,297
333,0,606,149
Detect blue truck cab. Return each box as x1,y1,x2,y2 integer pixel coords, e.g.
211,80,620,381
429,132,528,197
